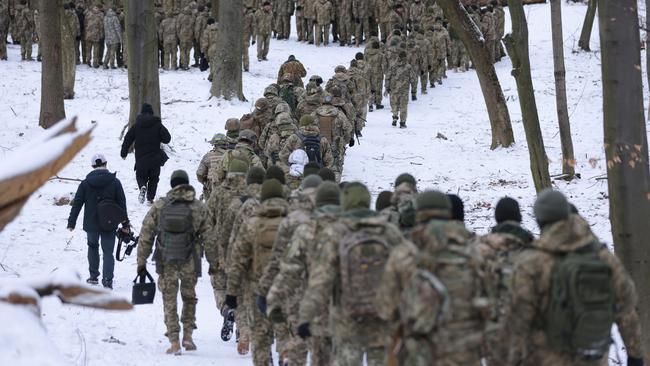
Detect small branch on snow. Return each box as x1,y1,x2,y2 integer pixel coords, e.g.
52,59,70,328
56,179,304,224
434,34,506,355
162,99,200,105
49,175,83,182
10,107,18,117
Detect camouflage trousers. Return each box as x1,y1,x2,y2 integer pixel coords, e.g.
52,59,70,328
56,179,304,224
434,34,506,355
432,58,446,83
354,18,369,46
179,41,192,69
419,69,428,93
486,39,496,63
256,33,270,60
410,69,419,96
296,13,305,41
62,40,77,96
285,316,309,365
333,339,384,366
306,18,314,43
278,15,291,38
20,36,32,60
378,21,390,42
398,337,482,366
310,336,333,366
315,23,330,46
250,304,290,366
389,92,408,123
85,40,101,67
158,260,198,342
162,42,178,70
369,72,383,105
338,16,352,44
243,39,250,71
193,39,200,65
0,30,6,59
103,43,119,68
448,41,461,70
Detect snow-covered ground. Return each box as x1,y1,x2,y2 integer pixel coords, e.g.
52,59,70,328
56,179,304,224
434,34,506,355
0,3,646,365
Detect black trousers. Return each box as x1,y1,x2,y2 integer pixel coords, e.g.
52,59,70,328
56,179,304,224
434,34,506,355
136,165,160,202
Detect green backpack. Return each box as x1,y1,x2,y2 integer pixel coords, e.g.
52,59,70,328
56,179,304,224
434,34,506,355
157,199,195,262
545,242,615,360
279,86,297,113
399,265,450,335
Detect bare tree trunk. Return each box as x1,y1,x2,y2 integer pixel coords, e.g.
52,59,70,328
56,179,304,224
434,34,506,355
599,0,650,356
210,0,246,101
437,0,514,150
38,0,65,129
578,0,597,51
125,0,161,127
550,0,575,179
504,0,551,193
211,0,219,19
646,0,649,93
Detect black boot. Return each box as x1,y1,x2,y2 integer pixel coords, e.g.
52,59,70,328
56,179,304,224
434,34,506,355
376,104,384,110
400,122,407,129
411,94,417,101
392,117,398,126
368,105,374,112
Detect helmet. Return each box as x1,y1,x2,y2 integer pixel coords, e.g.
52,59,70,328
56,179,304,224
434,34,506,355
255,98,269,110
329,85,342,97
275,102,290,114
210,133,228,145
225,118,240,131
264,84,279,97
334,65,346,73
239,129,258,143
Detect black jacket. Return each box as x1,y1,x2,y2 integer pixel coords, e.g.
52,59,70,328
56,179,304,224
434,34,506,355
68,169,127,232
120,114,171,170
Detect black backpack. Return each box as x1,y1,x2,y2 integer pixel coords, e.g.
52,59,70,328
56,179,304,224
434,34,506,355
300,133,323,167
96,184,127,232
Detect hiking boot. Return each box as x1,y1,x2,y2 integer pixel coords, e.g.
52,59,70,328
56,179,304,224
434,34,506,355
411,94,417,101
237,334,250,355
138,186,147,204
166,340,182,355
102,279,113,290
182,334,196,351
376,104,384,110
86,277,99,285
422,89,428,95
400,122,407,129
392,117,398,126
368,105,373,112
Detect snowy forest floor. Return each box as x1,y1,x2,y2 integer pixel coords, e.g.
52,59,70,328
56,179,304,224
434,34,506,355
0,2,647,365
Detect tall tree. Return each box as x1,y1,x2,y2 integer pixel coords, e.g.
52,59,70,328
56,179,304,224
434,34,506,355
210,0,246,101
211,0,219,19
550,0,575,179
599,0,650,355
125,0,161,127
504,0,551,192
436,0,514,150
578,0,597,51
39,0,66,129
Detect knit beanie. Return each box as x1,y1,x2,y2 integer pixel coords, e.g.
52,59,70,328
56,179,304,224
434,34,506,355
534,189,570,228
301,175,323,189
495,197,522,224
170,170,189,188
341,182,371,212
265,165,286,185
448,194,465,222
316,181,341,207
375,191,393,211
395,173,417,188
318,167,336,182
304,162,321,177
261,179,284,202
247,166,266,185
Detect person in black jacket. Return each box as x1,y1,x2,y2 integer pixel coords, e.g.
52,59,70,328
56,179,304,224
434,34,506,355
67,154,128,289
121,103,171,204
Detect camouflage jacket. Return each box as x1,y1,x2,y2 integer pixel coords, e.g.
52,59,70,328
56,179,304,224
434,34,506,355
213,143,263,184
386,61,414,95
194,10,208,44
176,8,195,43
61,9,80,46
277,60,307,87
84,7,104,42
431,26,451,60
103,9,121,45
136,185,213,273
506,215,644,365
200,22,218,59
314,0,333,24
296,92,323,121
255,8,273,36
364,47,384,80
311,104,352,157
303,0,316,19
480,12,496,41
279,125,334,169
259,112,297,162
414,33,433,69
376,0,392,22
351,0,368,19
158,16,178,45
409,1,425,26
494,6,505,37
226,197,289,296
229,183,262,247
196,146,228,185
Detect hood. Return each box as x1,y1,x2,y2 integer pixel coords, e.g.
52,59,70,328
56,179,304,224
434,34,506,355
166,184,196,202
136,114,161,128
533,214,598,253
258,197,289,217
299,125,320,136
491,221,534,245
85,168,116,189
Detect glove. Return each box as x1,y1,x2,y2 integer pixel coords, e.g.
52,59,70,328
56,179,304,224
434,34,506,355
297,322,311,339
628,357,644,366
349,137,355,147
224,295,238,310
137,264,146,276
268,306,286,323
256,295,267,314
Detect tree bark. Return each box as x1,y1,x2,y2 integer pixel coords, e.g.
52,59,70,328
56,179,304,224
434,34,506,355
38,0,66,129
599,0,650,356
504,0,551,193
211,0,219,19
210,0,246,101
125,0,161,127
550,0,575,178
436,0,514,150
578,0,597,51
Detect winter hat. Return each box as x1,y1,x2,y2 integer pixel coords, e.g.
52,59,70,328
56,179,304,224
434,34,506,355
448,194,465,222
288,55,296,61
304,162,321,177
415,191,451,218
334,65,346,73
495,197,522,224
91,153,107,167
534,189,570,228
375,191,393,211
395,173,417,188
316,181,341,207
301,175,322,190
261,179,284,202
170,170,189,188
228,159,249,174
355,52,364,60
238,129,257,143
341,182,371,212
265,165,286,184
141,103,154,115
300,115,315,127
247,166,266,185
318,167,336,182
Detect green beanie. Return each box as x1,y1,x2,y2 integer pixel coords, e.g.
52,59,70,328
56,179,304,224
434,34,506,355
415,191,452,217
304,162,321,177
534,189,570,228
300,115,315,127
265,165,286,185
375,191,393,211
301,174,323,189
170,170,189,188
341,182,371,211
228,159,249,174
247,166,266,185
261,179,284,202
395,173,417,187
316,181,341,207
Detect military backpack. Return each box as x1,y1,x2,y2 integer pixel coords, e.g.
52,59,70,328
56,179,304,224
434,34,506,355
279,86,298,112
545,242,615,360
316,112,335,143
156,199,195,262
252,214,284,276
299,133,323,167
399,266,450,335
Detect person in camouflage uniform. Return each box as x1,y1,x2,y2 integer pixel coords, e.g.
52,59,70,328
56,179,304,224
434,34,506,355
259,102,297,168
303,0,316,44
430,21,450,85
413,26,432,93
176,7,194,70
406,39,423,101
389,3,406,33
376,0,392,42
296,82,323,121
213,129,263,185
246,98,274,137
311,94,351,179
102,7,121,69
242,2,256,71
192,5,207,67
200,17,217,77
277,55,307,88
266,181,341,366
313,0,332,46
364,39,384,111
277,0,293,40
295,0,305,41
61,3,80,99
263,84,285,118
377,190,488,366
337,0,352,46
385,50,414,128
225,179,291,366
349,55,370,133
255,2,273,61
84,5,103,67
506,190,645,366
380,173,418,230
480,7,496,63
352,0,368,46
297,182,407,366
279,115,334,172
136,170,213,355
158,11,178,70
409,0,424,30
196,133,233,201
15,1,34,61
224,117,241,141
0,0,9,60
